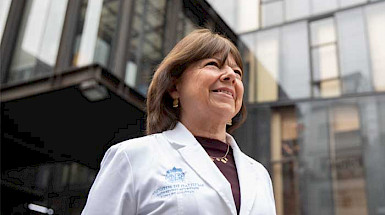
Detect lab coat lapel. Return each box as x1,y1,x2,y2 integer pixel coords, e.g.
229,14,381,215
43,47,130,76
163,123,237,214
227,135,258,215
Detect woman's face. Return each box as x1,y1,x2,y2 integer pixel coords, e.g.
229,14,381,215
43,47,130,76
172,54,244,124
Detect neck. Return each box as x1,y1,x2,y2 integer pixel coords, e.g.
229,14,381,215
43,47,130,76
180,116,227,143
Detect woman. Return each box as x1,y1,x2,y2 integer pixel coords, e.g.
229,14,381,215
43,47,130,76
82,29,276,215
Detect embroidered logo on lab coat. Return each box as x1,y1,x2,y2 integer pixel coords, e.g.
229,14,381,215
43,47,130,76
152,167,204,198
165,167,185,183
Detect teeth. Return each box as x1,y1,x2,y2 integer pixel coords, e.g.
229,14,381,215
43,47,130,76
216,89,233,96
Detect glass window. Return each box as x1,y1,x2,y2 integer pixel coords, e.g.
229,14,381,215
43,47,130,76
312,45,339,81
206,0,237,30
237,0,259,33
240,33,257,103
256,28,279,102
69,162,96,189
281,22,311,99
330,104,368,215
297,102,335,215
206,0,260,33
125,0,167,95
176,10,196,42
363,96,385,215
72,0,119,69
0,0,12,44
261,1,284,27
365,2,385,92
311,18,337,46
310,18,341,98
285,0,310,21
8,0,68,83
336,8,372,94
295,98,380,215
246,22,311,103
311,0,338,15
248,95,385,215
271,108,301,215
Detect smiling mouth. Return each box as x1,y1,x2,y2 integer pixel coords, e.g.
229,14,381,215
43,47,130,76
212,89,233,98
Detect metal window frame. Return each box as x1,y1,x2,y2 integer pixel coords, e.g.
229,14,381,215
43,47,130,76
243,0,379,35
259,0,285,28
60,0,127,76
309,15,342,98
0,0,26,84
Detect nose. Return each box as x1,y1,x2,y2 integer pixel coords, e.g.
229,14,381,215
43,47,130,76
220,66,236,84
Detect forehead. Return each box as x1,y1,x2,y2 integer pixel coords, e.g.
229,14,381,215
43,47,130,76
211,53,240,68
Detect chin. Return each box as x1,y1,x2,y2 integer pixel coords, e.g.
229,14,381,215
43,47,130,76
212,106,236,118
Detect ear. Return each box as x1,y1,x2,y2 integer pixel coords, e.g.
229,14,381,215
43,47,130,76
168,84,179,99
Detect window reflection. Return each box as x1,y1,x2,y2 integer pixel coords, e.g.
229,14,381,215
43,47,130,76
72,0,119,69
0,0,12,44
261,0,284,27
206,0,259,33
299,102,334,215
270,98,384,215
285,0,310,21
294,97,385,215
281,22,311,100
240,33,257,103
256,29,279,102
8,0,68,83
336,8,372,94
125,0,166,95
206,0,237,31
176,10,196,42
238,0,259,32
365,2,385,92
271,107,301,215
330,105,368,215
310,18,341,98
2,161,96,214
244,22,310,103
2,162,96,192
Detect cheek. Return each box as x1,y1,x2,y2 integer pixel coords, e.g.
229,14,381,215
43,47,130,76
237,82,244,100
235,83,244,110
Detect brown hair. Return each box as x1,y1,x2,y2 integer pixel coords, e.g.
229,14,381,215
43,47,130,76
146,28,247,135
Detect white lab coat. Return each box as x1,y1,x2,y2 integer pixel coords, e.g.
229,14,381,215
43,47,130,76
82,122,276,215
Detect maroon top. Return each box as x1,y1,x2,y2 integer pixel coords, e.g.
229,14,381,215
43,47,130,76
195,136,241,214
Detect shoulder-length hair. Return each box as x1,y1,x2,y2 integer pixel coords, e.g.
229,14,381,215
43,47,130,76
146,29,247,135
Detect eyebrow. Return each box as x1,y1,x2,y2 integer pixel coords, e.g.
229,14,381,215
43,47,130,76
211,57,241,70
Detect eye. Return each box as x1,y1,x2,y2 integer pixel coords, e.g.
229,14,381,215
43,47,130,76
205,61,219,67
234,69,242,77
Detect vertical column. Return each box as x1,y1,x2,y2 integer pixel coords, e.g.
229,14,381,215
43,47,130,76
271,112,283,215
55,0,82,73
113,0,136,81
163,0,182,55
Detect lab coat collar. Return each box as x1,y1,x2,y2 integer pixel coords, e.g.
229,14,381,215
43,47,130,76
227,135,259,215
163,122,259,215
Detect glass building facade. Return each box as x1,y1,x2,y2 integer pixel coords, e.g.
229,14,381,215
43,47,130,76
0,0,227,214
1,0,384,214
208,0,385,214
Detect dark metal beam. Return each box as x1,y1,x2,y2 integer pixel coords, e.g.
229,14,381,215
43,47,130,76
0,64,145,110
